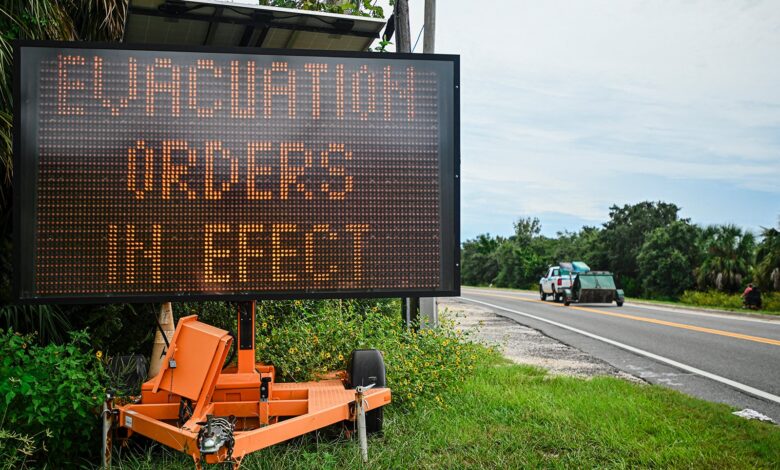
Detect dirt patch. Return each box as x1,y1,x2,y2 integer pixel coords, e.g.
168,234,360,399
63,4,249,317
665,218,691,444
439,297,641,382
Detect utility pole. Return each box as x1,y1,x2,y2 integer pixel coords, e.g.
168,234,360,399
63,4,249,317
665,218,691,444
423,0,436,53
395,0,411,53
418,0,438,329
396,0,415,327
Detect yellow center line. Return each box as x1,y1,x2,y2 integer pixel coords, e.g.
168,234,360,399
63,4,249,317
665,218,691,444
464,290,780,347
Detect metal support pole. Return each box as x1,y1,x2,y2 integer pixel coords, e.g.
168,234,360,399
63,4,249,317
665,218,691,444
237,301,256,374
420,297,438,329
101,392,114,469
404,297,419,329
356,396,368,463
355,384,374,463
400,297,419,329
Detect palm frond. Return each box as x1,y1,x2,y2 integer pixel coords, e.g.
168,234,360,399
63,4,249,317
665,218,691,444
0,303,72,344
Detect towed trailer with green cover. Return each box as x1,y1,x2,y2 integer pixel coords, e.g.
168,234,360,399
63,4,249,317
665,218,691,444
562,272,625,307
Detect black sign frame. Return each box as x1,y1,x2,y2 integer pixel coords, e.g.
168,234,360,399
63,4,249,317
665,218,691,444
13,40,460,304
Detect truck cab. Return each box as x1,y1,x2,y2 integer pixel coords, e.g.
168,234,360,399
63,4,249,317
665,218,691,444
539,266,572,302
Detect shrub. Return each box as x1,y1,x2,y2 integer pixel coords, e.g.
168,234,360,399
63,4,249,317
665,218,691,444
765,293,780,312
168,299,492,409
680,290,780,312
255,299,487,409
0,329,107,466
680,290,743,309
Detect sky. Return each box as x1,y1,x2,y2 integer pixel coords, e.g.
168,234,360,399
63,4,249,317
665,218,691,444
378,0,780,239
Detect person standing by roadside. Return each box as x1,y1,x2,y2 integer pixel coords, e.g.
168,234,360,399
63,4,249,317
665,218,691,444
742,283,754,301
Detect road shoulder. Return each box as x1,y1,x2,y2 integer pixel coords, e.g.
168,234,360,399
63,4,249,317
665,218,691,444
439,297,642,382
462,286,780,321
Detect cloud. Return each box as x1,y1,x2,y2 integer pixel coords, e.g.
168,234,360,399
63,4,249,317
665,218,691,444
382,1,780,235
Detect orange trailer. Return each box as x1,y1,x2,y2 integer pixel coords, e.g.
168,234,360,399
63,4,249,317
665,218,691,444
109,302,391,468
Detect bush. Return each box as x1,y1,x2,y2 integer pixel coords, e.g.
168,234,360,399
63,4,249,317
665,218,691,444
167,299,489,409
0,329,106,466
680,290,780,312
255,299,487,409
637,221,698,298
766,294,780,312
680,290,742,309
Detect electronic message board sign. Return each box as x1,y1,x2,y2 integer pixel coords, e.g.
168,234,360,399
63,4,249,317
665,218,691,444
13,42,459,303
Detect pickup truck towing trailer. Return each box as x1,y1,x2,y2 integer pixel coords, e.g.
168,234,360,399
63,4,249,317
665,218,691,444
540,262,590,302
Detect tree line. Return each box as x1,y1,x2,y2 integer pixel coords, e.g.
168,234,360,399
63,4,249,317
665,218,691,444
461,201,780,298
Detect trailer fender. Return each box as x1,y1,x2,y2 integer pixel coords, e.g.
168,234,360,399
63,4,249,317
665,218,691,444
615,289,625,307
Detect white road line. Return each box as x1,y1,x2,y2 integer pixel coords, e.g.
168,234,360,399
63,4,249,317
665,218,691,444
623,302,780,325
462,288,780,325
461,296,780,405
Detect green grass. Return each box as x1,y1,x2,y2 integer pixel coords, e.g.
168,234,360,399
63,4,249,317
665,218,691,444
629,298,780,317
113,355,780,469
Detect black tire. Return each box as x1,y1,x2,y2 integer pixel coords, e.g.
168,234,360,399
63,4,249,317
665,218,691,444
563,298,571,306
616,300,624,307
348,349,386,434
553,292,561,303
540,287,547,301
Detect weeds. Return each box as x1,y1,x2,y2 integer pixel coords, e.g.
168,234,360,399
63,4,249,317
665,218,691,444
680,290,780,313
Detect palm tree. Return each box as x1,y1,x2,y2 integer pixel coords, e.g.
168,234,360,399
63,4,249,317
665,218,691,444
0,1,126,340
755,220,780,291
0,0,126,193
696,224,756,293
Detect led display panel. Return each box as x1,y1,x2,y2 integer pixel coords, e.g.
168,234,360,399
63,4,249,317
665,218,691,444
14,42,459,303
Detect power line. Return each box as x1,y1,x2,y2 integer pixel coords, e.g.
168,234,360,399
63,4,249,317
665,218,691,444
412,24,424,52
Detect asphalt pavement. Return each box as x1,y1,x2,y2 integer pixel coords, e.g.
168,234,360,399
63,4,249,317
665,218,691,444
460,287,780,422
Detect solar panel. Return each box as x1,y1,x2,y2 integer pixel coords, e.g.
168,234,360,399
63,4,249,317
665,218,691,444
124,0,387,51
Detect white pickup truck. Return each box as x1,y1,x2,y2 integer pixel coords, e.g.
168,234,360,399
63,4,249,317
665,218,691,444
539,265,573,302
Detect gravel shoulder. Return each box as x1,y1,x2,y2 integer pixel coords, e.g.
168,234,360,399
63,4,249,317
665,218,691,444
439,297,642,382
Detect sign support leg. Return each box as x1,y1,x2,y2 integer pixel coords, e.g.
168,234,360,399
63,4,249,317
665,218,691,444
401,297,419,329
420,297,438,329
237,301,256,374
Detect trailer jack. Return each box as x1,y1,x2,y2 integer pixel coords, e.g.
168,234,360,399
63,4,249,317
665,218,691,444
112,302,391,468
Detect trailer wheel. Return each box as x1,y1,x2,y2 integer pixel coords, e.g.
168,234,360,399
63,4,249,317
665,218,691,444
348,349,386,434
616,300,624,307
563,298,571,306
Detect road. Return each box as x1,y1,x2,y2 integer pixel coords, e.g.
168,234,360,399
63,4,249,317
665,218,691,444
460,287,780,422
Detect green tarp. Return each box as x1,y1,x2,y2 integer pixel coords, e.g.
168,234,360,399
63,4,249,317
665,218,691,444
577,274,616,290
